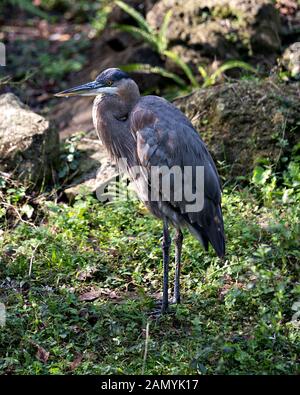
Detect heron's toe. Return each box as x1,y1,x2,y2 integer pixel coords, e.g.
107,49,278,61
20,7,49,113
148,308,165,319
148,299,174,319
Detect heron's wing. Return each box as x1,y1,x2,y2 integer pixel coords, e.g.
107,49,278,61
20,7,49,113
130,96,225,257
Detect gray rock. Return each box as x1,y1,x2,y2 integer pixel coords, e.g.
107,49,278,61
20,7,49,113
174,79,300,177
0,93,59,184
281,42,300,79
147,0,281,70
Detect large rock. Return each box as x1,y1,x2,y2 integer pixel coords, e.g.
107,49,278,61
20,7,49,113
174,79,300,176
0,93,59,184
63,130,117,200
147,0,281,73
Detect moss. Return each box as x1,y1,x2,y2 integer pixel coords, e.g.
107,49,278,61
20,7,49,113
174,79,300,178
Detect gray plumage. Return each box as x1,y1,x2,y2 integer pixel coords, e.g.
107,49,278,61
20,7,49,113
56,68,225,314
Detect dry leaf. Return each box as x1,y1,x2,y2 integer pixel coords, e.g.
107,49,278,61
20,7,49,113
36,345,50,363
103,290,119,299
79,288,120,302
79,290,102,301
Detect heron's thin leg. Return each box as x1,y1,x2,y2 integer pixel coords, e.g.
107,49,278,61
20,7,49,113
161,219,171,314
173,228,183,304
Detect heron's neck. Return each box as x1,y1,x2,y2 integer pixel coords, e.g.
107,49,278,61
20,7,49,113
92,82,140,167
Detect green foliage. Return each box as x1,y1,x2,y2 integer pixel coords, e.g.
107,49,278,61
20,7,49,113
37,0,111,28
5,37,89,87
38,39,88,80
0,153,299,374
251,143,300,206
5,0,49,19
92,3,112,33
120,64,186,87
39,56,84,80
114,1,198,88
58,134,83,180
115,1,153,37
199,60,258,88
164,50,199,88
251,165,276,205
114,1,172,53
114,1,258,91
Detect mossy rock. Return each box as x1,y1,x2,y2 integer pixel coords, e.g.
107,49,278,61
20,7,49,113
174,79,300,177
0,93,59,185
147,0,281,71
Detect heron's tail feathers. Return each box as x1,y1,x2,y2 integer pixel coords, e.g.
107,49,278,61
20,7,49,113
186,223,209,251
185,205,225,258
204,219,225,258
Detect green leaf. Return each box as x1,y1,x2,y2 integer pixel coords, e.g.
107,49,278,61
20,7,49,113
163,50,199,88
0,177,6,189
67,154,74,163
0,207,6,218
205,60,258,87
120,63,186,87
252,166,272,186
112,24,159,50
158,10,172,52
198,65,208,80
115,0,152,33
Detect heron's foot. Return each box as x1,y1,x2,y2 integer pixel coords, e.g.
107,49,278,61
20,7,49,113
153,297,180,308
147,299,168,319
148,307,167,319
148,298,176,319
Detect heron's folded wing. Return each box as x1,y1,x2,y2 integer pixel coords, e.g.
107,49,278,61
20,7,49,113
130,100,221,207
130,98,225,257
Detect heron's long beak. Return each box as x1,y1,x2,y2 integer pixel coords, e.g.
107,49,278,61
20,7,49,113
55,80,106,97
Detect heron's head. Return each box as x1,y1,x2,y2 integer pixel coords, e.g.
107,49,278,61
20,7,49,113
55,68,133,97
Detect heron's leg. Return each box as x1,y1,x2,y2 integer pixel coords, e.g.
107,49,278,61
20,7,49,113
173,228,183,304
161,219,171,314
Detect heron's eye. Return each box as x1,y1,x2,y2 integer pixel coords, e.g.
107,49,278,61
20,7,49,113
116,114,128,122
106,80,113,86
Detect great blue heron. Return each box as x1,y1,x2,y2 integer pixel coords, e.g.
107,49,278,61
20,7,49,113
56,68,225,314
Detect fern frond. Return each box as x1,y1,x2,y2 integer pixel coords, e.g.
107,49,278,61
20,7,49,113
205,60,258,87
112,24,159,51
198,65,208,80
158,10,172,52
163,50,199,88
